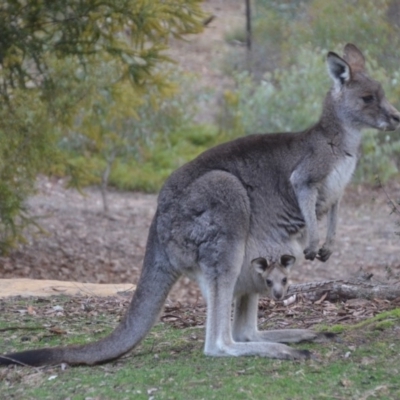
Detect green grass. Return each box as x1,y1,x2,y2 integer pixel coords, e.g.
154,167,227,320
2,298,400,400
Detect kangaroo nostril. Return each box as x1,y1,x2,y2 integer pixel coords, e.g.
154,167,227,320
274,292,282,300
392,114,400,124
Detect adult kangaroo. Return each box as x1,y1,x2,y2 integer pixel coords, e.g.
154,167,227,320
1,44,399,366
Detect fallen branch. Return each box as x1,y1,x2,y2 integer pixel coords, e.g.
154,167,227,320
287,274,400,302
0,326,44,333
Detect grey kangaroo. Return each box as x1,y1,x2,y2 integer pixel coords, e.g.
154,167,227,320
1,43,399,366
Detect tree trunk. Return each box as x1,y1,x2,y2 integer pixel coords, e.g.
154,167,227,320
101,150,117,214
245,0,252,72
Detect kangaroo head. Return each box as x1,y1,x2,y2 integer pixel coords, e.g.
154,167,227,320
326,43,400,131
251,255,295,301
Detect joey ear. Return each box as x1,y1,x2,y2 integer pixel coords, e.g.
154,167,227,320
280,255,296,270
251,257,270,275
327,51,351,87
343,43,365,73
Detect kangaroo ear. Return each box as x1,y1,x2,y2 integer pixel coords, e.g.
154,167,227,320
280,255,295,270
343,43,365,73
251,257,270,275
327,51,351,87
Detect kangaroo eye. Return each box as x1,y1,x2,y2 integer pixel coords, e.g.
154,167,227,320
362,95,374,104
266,279,273,287
282,277,287,285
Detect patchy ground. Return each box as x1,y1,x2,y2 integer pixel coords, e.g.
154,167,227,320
2,295,400,399
0,176,399,304
1,294,400,338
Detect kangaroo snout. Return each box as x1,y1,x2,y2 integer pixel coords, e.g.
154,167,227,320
272,290,284,300
382,101,400,131
390,110,400,128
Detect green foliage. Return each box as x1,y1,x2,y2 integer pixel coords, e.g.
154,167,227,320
68,124,221,193
226,0,400,76
0,88,59,252
0,0,204,95
354,131,400,183
218,47,328,136
291,0,400,71
61,70,206,193
114,125,220,192
0,0,205,251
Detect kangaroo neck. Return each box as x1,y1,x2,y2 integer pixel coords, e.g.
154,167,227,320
315,91,362,155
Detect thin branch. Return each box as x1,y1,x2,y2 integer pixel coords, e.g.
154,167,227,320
0,326,44,332
376,176,400,216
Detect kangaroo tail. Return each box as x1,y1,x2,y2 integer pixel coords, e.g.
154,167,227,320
0,219,180,366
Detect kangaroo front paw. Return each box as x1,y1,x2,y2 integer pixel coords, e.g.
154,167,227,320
317,246,332,262
303,247,318,260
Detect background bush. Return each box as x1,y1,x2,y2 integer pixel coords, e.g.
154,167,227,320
219,0,400,184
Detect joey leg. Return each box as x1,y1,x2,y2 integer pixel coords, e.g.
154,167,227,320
204,266,311,360
232,293,259,342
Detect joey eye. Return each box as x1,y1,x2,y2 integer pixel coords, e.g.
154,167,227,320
282,277,287,285
266,279,273,287
362,95,374,104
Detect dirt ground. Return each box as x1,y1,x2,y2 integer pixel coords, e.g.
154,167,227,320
0,0,399,303
0,176,399,304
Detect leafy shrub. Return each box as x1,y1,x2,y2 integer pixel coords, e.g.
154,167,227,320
225,0,400,77
218,47,327,135
0,88,60,252
0,0,205,251
61,69,205,193
104,124,221,192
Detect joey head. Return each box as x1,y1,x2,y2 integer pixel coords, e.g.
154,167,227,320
251,255,295,300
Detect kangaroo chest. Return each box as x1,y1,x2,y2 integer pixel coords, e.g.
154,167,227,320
327,154,357,192
317,154,357,214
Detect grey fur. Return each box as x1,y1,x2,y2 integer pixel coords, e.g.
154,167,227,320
1,43,399,366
